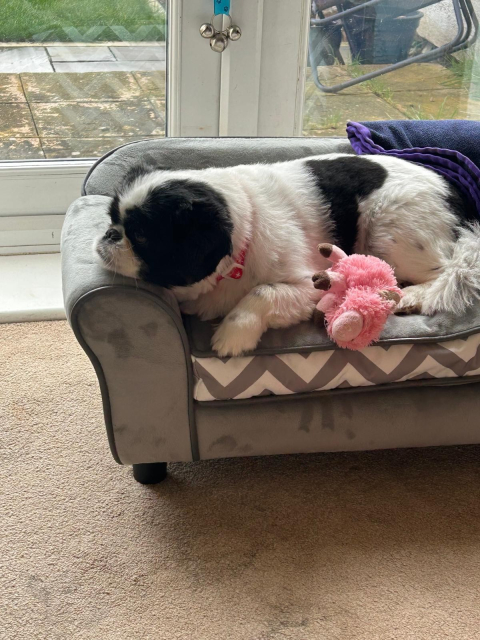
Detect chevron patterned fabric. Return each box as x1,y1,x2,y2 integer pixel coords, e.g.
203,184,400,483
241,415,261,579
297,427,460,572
192,333,480,401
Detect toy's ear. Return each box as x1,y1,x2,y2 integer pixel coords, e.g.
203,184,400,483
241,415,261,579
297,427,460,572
312,270,331,290
318,243,348,264
312,270,346,291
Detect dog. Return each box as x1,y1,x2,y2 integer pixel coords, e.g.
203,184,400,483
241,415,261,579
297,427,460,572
94,153,480,357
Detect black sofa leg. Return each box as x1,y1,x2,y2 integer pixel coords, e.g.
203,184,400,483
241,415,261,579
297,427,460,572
133,462,167,484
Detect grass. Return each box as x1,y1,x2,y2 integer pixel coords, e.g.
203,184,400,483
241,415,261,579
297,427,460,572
442,53,480,99
347,57,394,104
0,0,166,42
319,112,342,131
406,96,458,121
443,54,476,87
303,110,342,133
346,57,462,119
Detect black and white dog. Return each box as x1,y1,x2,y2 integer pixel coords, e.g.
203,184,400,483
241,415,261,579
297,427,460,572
95,154,480,356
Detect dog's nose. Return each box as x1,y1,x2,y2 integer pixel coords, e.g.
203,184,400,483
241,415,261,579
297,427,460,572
104,227,122,243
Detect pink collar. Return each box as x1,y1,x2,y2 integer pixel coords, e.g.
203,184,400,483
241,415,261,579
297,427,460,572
216,245,248,282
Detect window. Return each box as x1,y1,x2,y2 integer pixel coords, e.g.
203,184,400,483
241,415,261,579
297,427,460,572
304,1,480,136
0,0,167,254
1,0,479,256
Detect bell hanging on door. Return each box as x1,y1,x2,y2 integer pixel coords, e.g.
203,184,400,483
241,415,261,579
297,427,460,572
227,25,241,41
199,11,240,53
199,23,215,39
210,33,229,53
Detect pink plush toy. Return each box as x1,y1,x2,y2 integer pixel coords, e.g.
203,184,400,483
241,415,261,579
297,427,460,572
312,243,402,350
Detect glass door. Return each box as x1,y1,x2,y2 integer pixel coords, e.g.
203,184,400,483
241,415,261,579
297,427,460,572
4,0,479,254
303,0,480,137
0,0,171,256
210,0,480,138
0,0,167,161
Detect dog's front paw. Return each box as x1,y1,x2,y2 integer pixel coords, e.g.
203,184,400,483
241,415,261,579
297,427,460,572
211,312,264,357
394,285,423,315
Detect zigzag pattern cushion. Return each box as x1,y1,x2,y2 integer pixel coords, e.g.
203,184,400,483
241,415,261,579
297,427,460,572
192,333,480,401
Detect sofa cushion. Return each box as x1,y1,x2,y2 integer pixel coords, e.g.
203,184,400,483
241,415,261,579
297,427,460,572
186,310,480,401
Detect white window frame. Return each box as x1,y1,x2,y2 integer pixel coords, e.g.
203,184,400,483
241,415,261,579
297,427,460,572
0,160,93,254
0,0,310,254
168,0,310,138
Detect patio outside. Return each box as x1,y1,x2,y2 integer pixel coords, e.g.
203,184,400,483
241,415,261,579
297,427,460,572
0,0,479,160
0,0,167,160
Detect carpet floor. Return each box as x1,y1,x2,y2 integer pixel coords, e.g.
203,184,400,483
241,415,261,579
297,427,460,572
2,320,480,640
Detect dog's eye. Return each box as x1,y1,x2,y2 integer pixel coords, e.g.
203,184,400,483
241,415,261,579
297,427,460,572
134,234,146,245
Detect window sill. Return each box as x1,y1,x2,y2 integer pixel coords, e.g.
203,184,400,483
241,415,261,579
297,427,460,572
0,253,65,323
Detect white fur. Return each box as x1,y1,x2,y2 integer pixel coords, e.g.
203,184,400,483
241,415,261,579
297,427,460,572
93,226,141,279
98,154,480,356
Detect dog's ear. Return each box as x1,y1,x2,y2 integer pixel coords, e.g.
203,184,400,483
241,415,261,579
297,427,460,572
169,194,233,264
149,182,232,237
169,184,234,276
130,179,234,287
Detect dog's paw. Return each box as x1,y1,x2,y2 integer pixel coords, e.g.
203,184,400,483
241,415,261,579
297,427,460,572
211,312,264,357
394,285,423,315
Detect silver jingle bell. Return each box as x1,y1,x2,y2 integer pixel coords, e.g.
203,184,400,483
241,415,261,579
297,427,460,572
227,25,242,41
199,22,215,38
210,33,229,53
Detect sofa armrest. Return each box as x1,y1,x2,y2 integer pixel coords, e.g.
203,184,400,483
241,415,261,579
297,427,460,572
61,196,197,465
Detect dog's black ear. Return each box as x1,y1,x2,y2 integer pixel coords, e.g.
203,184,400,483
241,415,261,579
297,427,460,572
126,179,234,288
148,181,233,235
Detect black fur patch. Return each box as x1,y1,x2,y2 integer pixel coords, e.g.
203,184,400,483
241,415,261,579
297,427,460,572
122,179,233,288
108,194,121,224
445,183,478,235
306,156,388,254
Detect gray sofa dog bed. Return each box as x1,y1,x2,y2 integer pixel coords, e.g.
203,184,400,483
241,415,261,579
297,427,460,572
61,138,480,484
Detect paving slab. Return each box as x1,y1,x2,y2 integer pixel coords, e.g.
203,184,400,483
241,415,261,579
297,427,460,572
22,72,143,102
343,62,462,93
0,74,26,102
304,79,406,135
133,71,166,98
0,138,44,160
41,135,161,159
308,66,372,95
47,46,116,62
110,45,165,61
0,104,37,138
0,48,52,73
53,61,166,73
149,98,166,121
31,100,165,138
391,89,480,120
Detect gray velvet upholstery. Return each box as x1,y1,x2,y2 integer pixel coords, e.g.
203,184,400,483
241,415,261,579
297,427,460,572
62,195,196,464
185,305,480,356
83,137,354,198
62,138,480,467
196,379,480,460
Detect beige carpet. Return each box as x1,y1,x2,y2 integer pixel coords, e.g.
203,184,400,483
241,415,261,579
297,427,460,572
2,321,480,640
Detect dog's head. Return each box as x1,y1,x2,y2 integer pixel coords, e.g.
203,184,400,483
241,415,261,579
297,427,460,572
95,174,233,288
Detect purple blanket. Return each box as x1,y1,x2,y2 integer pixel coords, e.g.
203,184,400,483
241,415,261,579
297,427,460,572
346,120,480,217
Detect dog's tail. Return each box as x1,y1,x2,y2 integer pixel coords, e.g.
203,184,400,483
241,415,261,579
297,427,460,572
423,223,480,315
